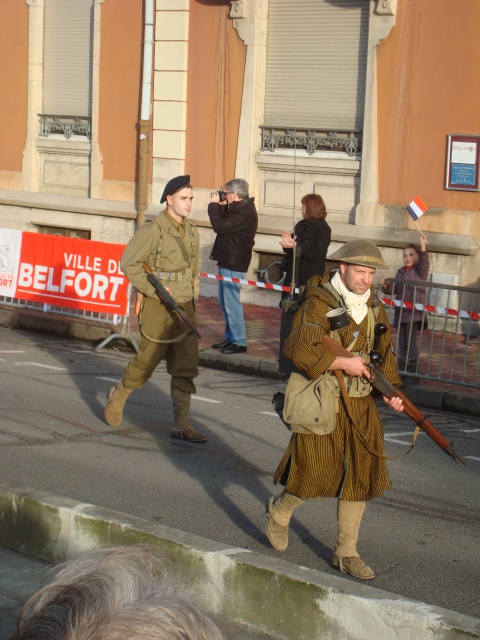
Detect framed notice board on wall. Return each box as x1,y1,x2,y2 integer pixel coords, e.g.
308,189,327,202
445,134,480,191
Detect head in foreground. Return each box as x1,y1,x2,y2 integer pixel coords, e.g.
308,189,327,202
10,546,226,640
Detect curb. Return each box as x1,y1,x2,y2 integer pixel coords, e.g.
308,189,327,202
198,348,281,379
1,486,478,640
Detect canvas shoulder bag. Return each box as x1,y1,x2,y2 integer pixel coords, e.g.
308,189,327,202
281,371,340,435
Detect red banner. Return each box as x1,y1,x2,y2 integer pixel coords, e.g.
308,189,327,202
15,232,129,315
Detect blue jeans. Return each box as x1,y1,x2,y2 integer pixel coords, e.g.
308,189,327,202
218,267,247,346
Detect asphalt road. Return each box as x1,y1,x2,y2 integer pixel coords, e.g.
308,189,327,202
0,327,479,619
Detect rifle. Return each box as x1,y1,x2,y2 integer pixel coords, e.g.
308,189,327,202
321,327,465,465
142,262,201,339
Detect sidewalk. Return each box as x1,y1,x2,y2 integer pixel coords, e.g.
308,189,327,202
1,295,480,415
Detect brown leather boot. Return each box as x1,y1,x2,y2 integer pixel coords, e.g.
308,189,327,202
170,388,207,443
332,555,375,580
104,381,133,428
333,499,375,580
265,492,304,552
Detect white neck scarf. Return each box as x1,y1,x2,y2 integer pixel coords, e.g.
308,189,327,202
330,270,370,325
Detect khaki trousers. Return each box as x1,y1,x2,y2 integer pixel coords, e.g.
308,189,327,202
122,298,198,394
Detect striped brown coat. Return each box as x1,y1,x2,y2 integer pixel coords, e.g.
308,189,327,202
274,272,402,502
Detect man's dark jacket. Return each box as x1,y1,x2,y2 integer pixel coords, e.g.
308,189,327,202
208,197,258,272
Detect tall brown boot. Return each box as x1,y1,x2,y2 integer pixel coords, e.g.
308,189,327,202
170,388,207,443
104,380,133,428
265,491,304,552
333,500,375,580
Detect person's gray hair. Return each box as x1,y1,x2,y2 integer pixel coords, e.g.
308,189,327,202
10,546,226,640
224,178,249,200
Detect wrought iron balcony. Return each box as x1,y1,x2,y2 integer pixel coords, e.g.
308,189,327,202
38,114,91,140
260,126,362,156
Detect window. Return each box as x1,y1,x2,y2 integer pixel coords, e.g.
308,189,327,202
41,0,94,137
264,0,369,131
35,225,91,240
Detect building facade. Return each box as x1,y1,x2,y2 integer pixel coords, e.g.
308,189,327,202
0,0,478,305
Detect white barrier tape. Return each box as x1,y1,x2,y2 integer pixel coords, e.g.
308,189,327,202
383,297,480,321
199,272,293,293
199,272,480,321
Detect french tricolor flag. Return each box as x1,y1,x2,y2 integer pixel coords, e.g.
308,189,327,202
407,197,428,221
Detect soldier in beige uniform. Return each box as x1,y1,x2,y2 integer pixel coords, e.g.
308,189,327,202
266,240,404,578
104,175,206,443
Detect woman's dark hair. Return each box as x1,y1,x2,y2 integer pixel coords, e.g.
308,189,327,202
301,193,327,220
403,243,420,256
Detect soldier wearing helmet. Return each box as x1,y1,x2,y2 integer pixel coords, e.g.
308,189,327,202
265,239,403,580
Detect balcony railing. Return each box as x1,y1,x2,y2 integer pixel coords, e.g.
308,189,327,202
38,114,91,140
260,126,362,156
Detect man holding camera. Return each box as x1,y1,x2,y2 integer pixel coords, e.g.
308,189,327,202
208,179,258,354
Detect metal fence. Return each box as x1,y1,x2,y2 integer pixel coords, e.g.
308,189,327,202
0,289,138,353
379,278,480,388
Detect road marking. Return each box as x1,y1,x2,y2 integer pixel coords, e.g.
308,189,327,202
384,437,414,445
384,432,425,446
464,456,480,462
462,428,480,433
385,431,422,438
15,362,67,371
96,377,120,383
260,411,279,417
192,395,222,404
0,350,25,354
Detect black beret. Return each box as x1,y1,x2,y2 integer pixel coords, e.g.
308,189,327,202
160,175,191,204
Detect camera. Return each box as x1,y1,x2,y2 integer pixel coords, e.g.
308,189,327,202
217,187,227,201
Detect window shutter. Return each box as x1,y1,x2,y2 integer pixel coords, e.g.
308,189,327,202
42,0,94,116
265,0,369,130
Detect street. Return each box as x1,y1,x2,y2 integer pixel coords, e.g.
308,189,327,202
0,326,479,619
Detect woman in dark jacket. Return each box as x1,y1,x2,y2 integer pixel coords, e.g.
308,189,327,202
280,193,331,300
382,232,429,385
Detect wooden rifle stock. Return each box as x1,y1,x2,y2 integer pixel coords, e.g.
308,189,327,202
142,262,201,339
321,334,465,464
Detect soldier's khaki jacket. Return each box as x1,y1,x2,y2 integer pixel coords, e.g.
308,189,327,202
120,210,200,305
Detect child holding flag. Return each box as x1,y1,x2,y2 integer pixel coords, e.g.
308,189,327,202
382,232,429,385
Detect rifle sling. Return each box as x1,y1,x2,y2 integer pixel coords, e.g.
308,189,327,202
138,299,190,344
332,363,419,461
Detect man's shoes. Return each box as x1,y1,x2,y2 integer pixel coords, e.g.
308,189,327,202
221,344,247,355
265,497,288,551
332,555,375,580
212,340,231,350
171,428,207,443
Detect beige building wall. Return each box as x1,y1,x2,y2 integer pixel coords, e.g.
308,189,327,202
151,0,190,205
